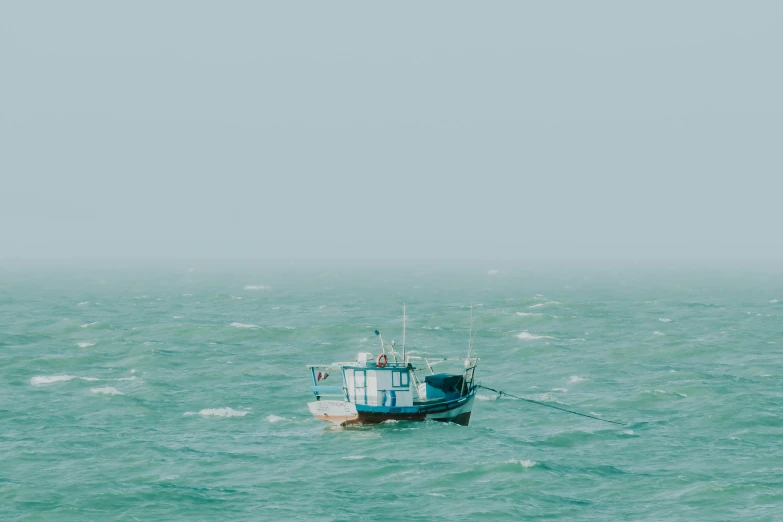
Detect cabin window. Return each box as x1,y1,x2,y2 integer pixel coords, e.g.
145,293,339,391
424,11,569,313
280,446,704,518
355,371,365,388
392,371,409,388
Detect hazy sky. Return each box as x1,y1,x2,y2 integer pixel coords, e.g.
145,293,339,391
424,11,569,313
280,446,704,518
2,2,781,263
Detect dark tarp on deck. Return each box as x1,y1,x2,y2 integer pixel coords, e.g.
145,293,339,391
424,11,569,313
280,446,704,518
425,373,465,394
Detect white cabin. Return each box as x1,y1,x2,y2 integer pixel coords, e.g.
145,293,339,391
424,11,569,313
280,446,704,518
340,352,414,407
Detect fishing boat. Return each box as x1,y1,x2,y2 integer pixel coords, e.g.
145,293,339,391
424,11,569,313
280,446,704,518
306,307,479,427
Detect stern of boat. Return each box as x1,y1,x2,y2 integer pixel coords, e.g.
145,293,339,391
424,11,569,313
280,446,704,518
308,400,359,427
424,390,477,426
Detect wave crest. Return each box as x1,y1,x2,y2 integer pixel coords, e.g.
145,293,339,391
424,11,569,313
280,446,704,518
31,375,77,385
91,386,123,395
230,322,259,329
507,459,536,468
476,394,498,401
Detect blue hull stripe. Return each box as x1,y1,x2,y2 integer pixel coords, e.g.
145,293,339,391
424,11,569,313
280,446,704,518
355,387,476,414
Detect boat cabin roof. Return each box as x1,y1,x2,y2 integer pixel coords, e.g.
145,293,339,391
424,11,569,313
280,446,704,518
306,361,410,371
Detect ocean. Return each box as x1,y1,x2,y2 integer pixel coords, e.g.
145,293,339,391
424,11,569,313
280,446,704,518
2,264,782,520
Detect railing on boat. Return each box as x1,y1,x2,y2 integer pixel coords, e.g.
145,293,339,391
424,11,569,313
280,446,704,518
309,385,344,395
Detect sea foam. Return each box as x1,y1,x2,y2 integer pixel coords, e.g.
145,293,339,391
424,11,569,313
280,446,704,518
77,342,95,348
567,375,586,383
658,318,672,323
516,331,555,340
185,408,249,418
244,285,268,290
529,301,560,309
517,312,543,317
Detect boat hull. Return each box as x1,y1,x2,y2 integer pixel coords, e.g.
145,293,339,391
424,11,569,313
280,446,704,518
308,390,476,427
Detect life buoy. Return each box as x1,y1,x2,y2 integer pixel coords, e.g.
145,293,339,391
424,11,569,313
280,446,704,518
376,353,388,368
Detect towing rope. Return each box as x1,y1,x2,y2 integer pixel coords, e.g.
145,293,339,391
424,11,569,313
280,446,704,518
477,385,626,426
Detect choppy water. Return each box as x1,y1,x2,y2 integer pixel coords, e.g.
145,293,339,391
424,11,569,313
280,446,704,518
2,265,782,520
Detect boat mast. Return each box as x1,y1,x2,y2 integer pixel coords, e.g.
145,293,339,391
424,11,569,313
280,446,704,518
375,330,385,355
461,303,475,396
466,303,474,362
402,303,406,364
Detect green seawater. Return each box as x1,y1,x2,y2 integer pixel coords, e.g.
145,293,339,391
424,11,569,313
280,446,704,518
2,265,783,520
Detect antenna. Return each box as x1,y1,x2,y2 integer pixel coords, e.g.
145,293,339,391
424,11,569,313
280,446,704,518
402,303,406,364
